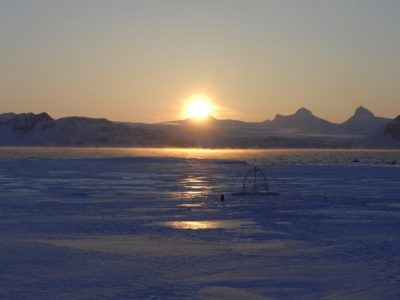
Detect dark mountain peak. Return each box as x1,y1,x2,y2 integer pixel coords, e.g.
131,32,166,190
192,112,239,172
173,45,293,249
354,106,374,117
341,106,391,135
39,112,53,119
269,107,337,134
58,116,110,124
0,112,17,123
343,106,376,124
384,115,400,139
295,107,313,116
272,108,313,121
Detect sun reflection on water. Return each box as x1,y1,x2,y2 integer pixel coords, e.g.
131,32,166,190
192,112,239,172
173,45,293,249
177,203,205,207
163,220,255,230
178,174,211,199
169,221,218,229
182,177,206,184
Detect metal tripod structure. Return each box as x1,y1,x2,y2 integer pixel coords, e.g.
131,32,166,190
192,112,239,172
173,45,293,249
242,165,269,193
232,165,278,196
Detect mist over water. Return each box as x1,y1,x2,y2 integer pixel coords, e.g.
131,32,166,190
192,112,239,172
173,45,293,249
0,147,399,166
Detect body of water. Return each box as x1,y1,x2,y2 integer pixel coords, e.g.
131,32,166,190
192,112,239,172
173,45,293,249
0,147,399,166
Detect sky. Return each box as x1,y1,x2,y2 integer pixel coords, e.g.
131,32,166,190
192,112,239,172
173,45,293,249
0,0,399,123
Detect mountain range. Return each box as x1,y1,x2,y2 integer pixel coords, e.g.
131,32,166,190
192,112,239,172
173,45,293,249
259,106,391,136
0,106,399,148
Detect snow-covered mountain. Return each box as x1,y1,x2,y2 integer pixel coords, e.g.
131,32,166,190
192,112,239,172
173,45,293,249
0,107,398,148
0,112,54,132
0,113,167,146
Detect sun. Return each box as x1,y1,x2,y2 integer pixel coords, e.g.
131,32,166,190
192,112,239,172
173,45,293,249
185,96,213,120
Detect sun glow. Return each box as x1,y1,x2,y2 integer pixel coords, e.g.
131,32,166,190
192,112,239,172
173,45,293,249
185,96,213,120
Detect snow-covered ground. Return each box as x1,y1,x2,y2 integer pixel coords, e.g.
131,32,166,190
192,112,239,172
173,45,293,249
1,153,400,299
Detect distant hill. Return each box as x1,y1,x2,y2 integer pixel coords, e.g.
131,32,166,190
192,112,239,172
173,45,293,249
0,107,399,148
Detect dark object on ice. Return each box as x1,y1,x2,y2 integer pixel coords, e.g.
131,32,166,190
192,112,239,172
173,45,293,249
232,165,279,196
220,194,225,201
388,160,397,165
352,158,360,163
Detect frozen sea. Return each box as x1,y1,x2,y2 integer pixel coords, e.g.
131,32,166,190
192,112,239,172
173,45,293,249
1,148,400,299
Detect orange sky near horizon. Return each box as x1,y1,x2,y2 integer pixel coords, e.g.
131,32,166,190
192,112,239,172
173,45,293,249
1,1,399,123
